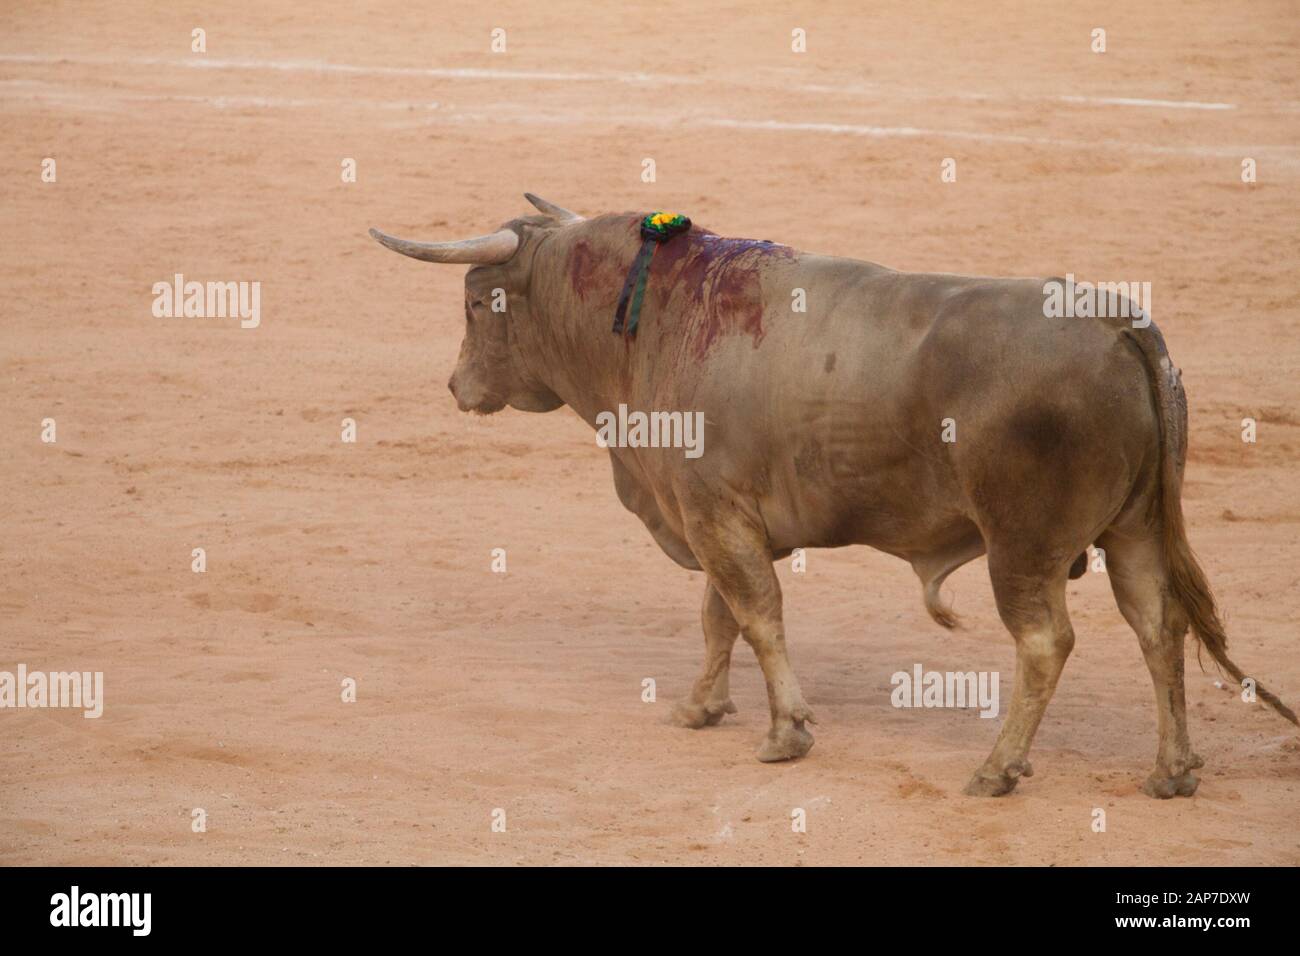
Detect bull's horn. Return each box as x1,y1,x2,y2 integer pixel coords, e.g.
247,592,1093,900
524,192,583,222
368,226,519,264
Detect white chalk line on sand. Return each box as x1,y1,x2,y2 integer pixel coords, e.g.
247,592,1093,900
1055,94,1232,111
0,53,692,87
5,79,1294,165
700,118,1300,162
0,81,441,113
0,52,1257,112
6,80,1298,165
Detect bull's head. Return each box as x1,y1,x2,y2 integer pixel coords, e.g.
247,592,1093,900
369,193,581,414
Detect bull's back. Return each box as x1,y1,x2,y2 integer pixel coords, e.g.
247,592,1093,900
691,259,1157,554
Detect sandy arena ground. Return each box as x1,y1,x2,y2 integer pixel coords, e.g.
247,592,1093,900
2,2,1298,865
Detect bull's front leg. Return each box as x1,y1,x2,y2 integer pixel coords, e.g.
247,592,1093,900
682,505,816,762
671,582,740,728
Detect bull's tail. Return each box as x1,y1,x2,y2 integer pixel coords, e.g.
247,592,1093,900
1123,326,1297,725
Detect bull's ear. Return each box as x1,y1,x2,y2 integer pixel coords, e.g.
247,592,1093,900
524,193,583,223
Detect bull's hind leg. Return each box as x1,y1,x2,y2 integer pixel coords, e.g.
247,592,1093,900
681,509,815,762
965,556,1075,796
1096,530,1202,798
671,582,740,728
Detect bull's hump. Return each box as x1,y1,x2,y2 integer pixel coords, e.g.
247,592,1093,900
651,230,795,359
562,215,798,358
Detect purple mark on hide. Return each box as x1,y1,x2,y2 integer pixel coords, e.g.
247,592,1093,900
568,239,603,301
649,229,794,360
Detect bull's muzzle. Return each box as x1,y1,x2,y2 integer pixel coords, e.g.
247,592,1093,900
447,373,489,413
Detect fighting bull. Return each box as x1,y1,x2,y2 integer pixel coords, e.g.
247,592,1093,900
370,194,1295,797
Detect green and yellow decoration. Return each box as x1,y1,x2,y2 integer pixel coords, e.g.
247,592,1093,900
612,211,692,337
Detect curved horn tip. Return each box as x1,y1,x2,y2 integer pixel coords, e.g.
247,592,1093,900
369,227,408,253
524,192,583,221
366,226,519,264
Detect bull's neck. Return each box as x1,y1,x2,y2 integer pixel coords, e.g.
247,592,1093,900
522,232,653,431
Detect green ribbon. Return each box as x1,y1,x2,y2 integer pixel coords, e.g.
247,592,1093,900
612,212,692,338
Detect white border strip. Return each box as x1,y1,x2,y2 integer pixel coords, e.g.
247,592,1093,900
6,82,1294,164
0,52,1253,111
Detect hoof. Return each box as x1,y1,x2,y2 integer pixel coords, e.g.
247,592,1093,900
670,698,736,729
1143,758,1202,799
756,721,814,762
1142,772,1199,798
963,760,1033,797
